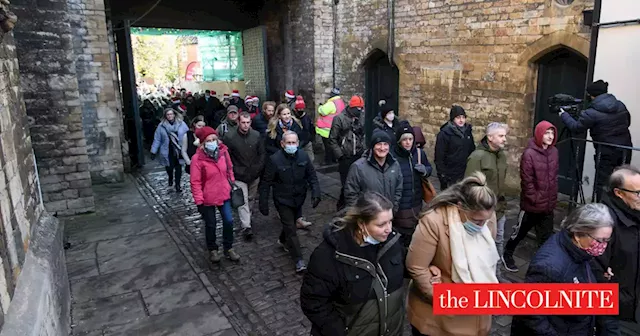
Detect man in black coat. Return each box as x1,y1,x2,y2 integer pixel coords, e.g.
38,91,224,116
259,131,321,273
560,79,633,202
593,165,640,332
434,105,476,190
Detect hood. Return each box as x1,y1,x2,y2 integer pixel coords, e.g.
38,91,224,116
322,221,356,251
412,126,426,147
533,120,558,148
478,136,496,152
590,93,622,114
439,121,471,136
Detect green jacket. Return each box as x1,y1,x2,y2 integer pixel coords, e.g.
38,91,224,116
465,137,507,216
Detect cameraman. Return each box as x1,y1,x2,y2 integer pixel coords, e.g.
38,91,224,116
559,79,632,202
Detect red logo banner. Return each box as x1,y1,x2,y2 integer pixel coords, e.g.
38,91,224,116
433,283,618,315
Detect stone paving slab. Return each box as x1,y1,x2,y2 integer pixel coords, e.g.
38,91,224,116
65,178,237,336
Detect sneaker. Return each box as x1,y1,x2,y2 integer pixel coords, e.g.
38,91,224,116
225,249,241,262
296,218,313,229
502,252,519,273
209,250,221,263
241,228,253,240
295,260,307,273
276,239,289,253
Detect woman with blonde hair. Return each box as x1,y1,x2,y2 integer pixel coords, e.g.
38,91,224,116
300,191,406,336
265,103,303,155
151,108,189,192
406,172,499,336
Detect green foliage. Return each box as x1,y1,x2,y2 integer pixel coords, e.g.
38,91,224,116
132,35,179,84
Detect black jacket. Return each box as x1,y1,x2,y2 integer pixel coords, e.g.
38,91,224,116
252,112,270,136
372,116,399,147
434,122,475,184
561,93,632,148
393,146,431,229
264,120,304,155
593,192,640,323
296,112,315,148
511,230,614,336
197,96,223,121
259,149,320,208
301,225,405,336
223,128,265,183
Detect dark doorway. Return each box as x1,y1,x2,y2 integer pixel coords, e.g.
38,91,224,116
364,50,399,141
534,47,587,195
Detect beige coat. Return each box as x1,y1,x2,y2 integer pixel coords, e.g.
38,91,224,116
406,206,497,336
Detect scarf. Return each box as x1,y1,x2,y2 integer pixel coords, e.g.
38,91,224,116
448,121,468,138
446,205,499,284
161,120,182,158
279,119,292,131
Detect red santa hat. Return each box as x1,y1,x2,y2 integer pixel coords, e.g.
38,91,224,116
171,98,181,104
285,90,295,99
223,93,229,98
178,104,186,112
232,89,240,97
294,96,305,110
245,95,252,102
187,91,192,96
252,96,259,102
210,90,216,95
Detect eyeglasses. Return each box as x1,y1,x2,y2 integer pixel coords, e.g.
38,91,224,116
587,233,611,243
617,187,640,197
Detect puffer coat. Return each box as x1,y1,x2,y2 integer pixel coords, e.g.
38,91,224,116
189,145,234,206
520,121,559,214
344,152,403,213
393,145,431,229
301,225,406,336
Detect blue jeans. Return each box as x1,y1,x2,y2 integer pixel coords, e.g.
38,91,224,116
199,200,234,251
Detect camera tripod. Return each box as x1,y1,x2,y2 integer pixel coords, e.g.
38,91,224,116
558,125,586,210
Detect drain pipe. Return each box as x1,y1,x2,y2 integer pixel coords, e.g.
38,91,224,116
332,0,339,88
387,0,395,65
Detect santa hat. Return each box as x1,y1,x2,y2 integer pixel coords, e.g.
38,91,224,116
210,90,216,95
245,95,252,102
294,96,305,110
223,93,229,98
187,91,192,96
232,89,240,97
171,98,181,104
178,104,186,113
285,90,295,99
251,96,259,102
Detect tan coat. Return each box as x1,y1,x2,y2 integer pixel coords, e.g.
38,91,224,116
406,206,497,336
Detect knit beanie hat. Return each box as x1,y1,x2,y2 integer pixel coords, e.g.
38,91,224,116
396,120,414,143
379,100,395,116
330,87,340,97
195,126,216,143
370,128,392,148
294,96,306,110
587,80,608,97
349,95,364,108
449,105,466,121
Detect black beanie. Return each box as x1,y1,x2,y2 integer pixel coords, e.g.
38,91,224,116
379,100,395,116
449,105,466,121
396,120,414,143
586,80,608,97
370,128,392,148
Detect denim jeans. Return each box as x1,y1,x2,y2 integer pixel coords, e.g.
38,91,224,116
199,200,234,251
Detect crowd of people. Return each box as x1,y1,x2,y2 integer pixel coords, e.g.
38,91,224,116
144,81,639,336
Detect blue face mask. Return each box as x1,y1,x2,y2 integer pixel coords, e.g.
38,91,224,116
284,144,298,155
463,221,483,235
361,225,381,245
205,141,218,152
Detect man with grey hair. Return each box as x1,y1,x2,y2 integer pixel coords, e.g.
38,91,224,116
259,131,321,273
592,165,640,331
465,122,508,280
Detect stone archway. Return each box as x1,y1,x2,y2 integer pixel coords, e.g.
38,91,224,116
518,30,589,65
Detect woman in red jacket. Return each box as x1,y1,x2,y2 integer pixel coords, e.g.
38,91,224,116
502,120,559,272
190,126,241,263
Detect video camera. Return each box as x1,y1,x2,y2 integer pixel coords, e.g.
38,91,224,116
547,94,583,117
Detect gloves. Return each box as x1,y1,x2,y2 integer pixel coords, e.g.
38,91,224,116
312,197,321,208
150,153,156,160
414,163,428,176
259,200,269,216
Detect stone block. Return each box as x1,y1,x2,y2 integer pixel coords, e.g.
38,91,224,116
66,197,94,210
45,200,68,212
64,171,91,181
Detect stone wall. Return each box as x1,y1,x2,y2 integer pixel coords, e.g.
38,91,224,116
69,0,124,184
12,0,96,215
242,27,269,101
0,23,46,326
310,0,592,186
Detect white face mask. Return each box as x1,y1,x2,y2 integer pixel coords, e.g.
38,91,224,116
361,225,380,245
385,113,395,122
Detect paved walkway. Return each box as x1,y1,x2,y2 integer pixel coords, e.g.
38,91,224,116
63,162,575,336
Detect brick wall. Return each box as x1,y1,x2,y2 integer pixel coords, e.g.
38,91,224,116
312,0,334,107
306,0,591,187
69,0,125,184
12,0,96,215
0,30,44,321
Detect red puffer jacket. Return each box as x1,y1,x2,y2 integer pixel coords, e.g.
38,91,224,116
190,144,235,206
520,121,559,214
